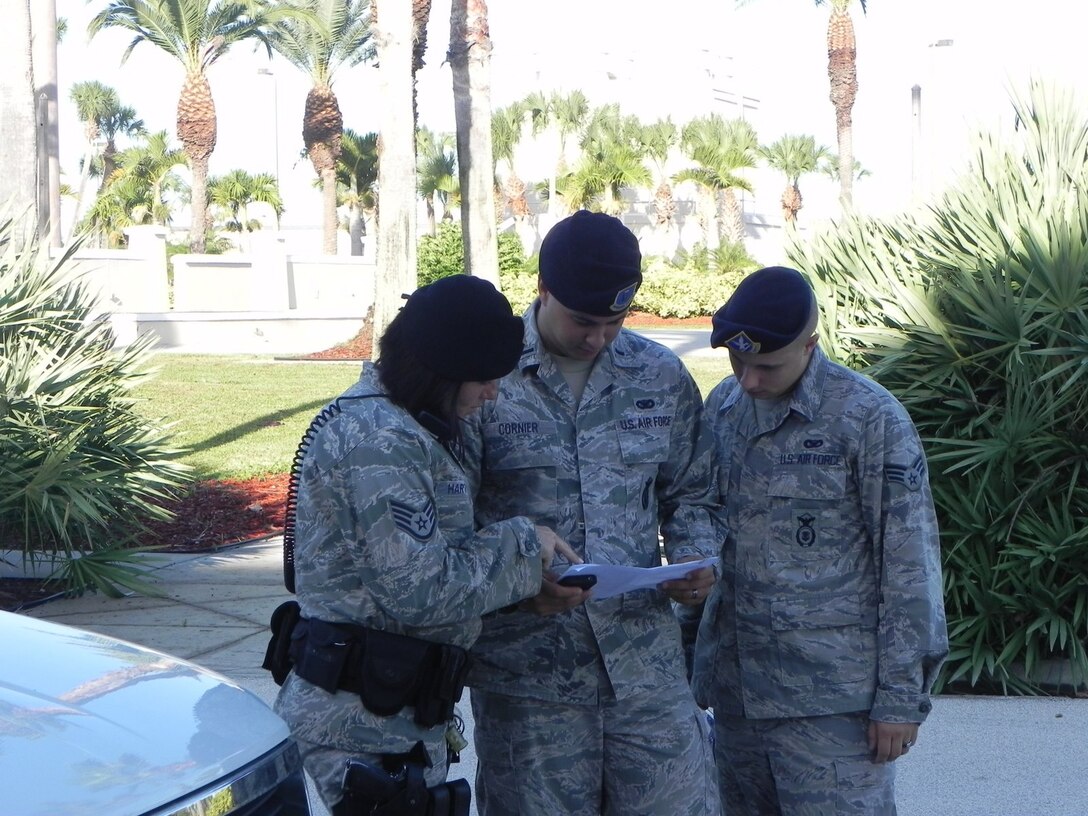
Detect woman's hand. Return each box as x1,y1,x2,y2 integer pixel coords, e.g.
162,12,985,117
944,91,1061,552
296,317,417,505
533,525,581,568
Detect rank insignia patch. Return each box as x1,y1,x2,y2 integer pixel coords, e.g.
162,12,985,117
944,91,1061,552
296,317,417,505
886,455,926,492
390,499,437,540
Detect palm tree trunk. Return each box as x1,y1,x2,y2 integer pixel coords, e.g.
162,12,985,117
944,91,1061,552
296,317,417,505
1,0,39,244
177,70,217,254
449,0,499,285
30,0,60,247
68,145,96,241
372,0,418,340
722,187,745,246
349,205,364,255
828,4,858,209
321,166,338,253
189,155,210,254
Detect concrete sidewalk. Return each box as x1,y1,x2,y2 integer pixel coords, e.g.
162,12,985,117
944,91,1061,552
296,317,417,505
20,538,1088,816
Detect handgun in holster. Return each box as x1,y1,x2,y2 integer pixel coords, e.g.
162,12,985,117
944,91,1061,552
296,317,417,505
337,758,470,816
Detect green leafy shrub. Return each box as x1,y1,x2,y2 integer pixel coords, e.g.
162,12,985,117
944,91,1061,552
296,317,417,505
791,81,1088,694
0,218,190,596
634,266,738,317
499,267,539,314
417,222,526,286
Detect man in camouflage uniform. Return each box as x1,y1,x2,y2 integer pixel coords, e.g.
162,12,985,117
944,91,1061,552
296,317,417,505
691,266,948,814
273,276,575,813
463,211,721,815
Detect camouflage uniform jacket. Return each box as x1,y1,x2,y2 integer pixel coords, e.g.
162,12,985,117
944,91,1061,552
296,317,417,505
462,306,720,704
275,366,542,760
691,347,948,724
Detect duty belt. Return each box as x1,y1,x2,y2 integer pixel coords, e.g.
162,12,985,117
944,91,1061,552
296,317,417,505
262,601,471,728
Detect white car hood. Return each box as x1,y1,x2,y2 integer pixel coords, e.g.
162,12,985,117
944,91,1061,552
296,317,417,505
0,611,290,816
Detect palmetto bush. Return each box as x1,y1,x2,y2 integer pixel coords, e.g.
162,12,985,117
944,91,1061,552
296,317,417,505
0,216,190,596
791,81,1088,693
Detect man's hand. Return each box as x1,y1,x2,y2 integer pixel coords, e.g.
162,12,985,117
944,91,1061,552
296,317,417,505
659,555,716,607
868,719,919,763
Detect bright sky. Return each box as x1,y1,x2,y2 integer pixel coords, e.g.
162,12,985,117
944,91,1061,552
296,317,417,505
56,0,1088,231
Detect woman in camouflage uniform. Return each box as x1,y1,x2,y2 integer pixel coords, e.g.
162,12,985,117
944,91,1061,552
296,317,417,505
273,276,576,814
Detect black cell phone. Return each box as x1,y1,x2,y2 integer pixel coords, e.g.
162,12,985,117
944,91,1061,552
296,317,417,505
557,573,597,590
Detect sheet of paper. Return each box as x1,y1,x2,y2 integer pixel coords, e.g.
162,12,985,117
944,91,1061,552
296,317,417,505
557,557,720,601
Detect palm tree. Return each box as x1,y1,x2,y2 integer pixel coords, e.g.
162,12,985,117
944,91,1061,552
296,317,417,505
118,130,188,226
526,90,590,222
336,128,378,256
208,169,283,232
821,153,870,183
69,81,119,237
643,119,678,227
676,114,759,249
416,127,458,235
564,105,651,216
639,118,681,259
97,105,147,194
80,131,188,246
737,0,865,210
492,102,530,221
88,0,303,254
758,134,829,225
267,0,374,254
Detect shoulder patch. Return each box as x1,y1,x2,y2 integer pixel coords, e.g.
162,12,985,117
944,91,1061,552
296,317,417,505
886,455,926,491
389,499,437,540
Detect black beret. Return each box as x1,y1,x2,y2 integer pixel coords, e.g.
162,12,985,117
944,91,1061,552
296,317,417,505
401,275,524,381
711,266,814,353
539,210,642,316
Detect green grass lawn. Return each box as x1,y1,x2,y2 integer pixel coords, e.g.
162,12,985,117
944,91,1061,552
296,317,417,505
132,355,362,480
132,351,732,482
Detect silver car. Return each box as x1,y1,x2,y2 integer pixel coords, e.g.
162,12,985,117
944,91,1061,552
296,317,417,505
0,610,310,816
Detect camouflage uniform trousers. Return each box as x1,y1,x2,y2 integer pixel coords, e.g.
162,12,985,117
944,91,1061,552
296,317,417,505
287,722,452,813
471,683,720,816
713,710,896,815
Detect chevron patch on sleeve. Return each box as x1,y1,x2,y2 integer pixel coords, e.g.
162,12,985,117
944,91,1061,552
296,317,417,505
886,455,926,492
389,499,437,541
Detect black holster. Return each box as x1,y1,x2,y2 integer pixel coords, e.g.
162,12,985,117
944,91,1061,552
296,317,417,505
336,757,470,816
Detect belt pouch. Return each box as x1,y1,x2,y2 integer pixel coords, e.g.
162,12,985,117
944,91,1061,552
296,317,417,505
294,618,352,694
358,628,430,716
261,600,301,685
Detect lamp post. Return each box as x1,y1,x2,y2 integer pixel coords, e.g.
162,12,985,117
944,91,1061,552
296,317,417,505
256,68,280,185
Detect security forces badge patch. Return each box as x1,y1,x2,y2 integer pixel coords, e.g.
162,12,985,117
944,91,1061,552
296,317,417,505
389,499,437,540
724,331,761,354
610,282,638,312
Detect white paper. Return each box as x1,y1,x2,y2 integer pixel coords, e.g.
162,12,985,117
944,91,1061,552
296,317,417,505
557,557,720,601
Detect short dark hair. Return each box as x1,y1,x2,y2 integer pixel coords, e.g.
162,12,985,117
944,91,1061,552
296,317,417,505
376,309,462,445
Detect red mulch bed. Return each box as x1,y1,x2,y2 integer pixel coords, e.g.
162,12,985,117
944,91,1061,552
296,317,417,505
0,473,292,611
299,311,709,362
